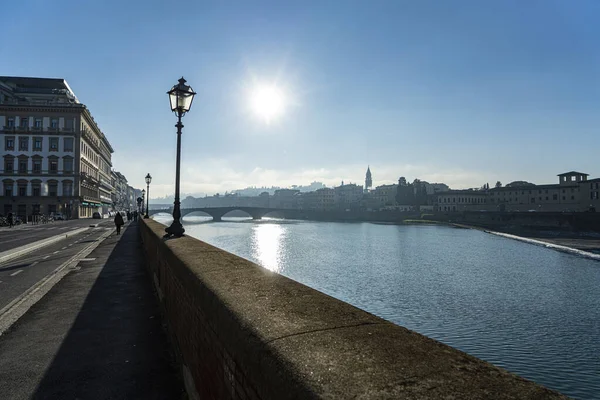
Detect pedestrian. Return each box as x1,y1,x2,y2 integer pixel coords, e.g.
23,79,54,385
7,212,14,228
114,212,124,235
133,210,138,221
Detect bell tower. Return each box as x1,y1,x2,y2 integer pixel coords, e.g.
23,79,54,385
365,166,372,191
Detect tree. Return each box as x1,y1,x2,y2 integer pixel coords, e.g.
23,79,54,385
505,181,535,188
495,181,502,188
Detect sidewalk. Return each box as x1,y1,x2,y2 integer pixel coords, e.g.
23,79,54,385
0,222,183,399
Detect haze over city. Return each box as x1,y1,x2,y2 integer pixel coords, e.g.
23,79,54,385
2,0,599,197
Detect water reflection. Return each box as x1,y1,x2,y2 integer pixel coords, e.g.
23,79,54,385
251,223,285,273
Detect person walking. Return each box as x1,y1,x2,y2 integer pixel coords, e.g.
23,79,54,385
114,212,124,235
7,212,14,228
133,210,138,221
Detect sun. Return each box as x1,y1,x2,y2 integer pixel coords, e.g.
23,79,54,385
250,84,286,123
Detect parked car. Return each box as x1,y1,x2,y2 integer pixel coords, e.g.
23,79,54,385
92,212,103,219
53,212,64,220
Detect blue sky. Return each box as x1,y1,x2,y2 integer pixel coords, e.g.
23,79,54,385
2,0,599,196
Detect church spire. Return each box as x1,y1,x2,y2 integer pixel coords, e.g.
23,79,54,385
365,165,372,191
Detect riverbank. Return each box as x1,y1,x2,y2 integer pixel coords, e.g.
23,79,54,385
451,222,600,260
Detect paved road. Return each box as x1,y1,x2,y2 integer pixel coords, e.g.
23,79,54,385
0,222,182,399
0,226,113,311
0,218,113,253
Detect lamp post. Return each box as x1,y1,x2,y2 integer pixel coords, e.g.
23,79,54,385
165,77,196,237
141,189,145,215
144,173,152,219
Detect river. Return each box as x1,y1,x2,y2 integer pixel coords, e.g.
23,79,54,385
153,214,600,399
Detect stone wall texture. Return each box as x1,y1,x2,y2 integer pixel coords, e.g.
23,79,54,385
139,218,567,399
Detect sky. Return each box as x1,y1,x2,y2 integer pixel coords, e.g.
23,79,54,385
2,0,599,197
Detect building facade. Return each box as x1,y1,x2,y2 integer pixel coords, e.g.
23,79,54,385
334,183,364,210
0,77,113,219
434,172,594,212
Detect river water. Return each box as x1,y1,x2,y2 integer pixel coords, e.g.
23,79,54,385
153,214,600,399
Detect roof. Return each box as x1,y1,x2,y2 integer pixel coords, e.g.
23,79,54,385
0,76,79,103
435,190,487,195
490,184,577,190
557,171,589,176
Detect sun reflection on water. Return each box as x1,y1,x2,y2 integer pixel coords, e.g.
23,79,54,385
251,223,285,273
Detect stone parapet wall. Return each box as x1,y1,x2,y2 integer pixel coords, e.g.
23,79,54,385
139,218,566,399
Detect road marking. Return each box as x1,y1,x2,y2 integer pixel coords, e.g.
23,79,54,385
30,261,38,266
80,258,96,261
61,247,67,250
43,255,50,259
68,244,73,247
10,270,23,276
53,251,59,254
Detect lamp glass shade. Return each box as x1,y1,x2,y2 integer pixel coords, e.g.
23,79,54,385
145,173,152,185
168,77,196,113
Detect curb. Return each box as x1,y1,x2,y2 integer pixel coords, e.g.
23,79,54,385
0,227,115,335
0,227,89,265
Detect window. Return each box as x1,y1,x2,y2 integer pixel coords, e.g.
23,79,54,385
571,188,574,193
63,182,73,196
562,189,565,193
4,157,14,172
50,118,58,128
531,198,535,203
18,159,27,173
5,137,15,150
34,118,42,128
4,184,13,196
19,137,28,151
34,137,42,150
50,137,58,151
553,194,558,200
49,159,58,173
562,196,566,201
546,197,549,200
32,185,41,196
538,190,541,194
64,138,73,152
33,159,42,173
63,158,73,173
539,197,542,200
20,117,29,128
545,190,548,194
7,117,15,127
48,183,57,197
18,186,26,196
571,196,575,200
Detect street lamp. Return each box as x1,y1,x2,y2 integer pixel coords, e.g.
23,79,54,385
144,173,152,219
141,189,146,215
165,77,196,237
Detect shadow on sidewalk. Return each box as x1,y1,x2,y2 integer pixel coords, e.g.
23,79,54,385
31,223,183,400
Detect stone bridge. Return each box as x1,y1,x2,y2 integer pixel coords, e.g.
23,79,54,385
148,207,294,222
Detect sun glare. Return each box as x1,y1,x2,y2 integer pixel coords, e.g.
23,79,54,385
250,84,286,123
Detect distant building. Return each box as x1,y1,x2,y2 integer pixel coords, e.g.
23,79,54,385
302,188,335,211
371,184,397,209
365,166,372,192
334,183,363,210
435,171,597,212
581,178,600,211
423,182,449,195
271,189,300,209
434,190,488,212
